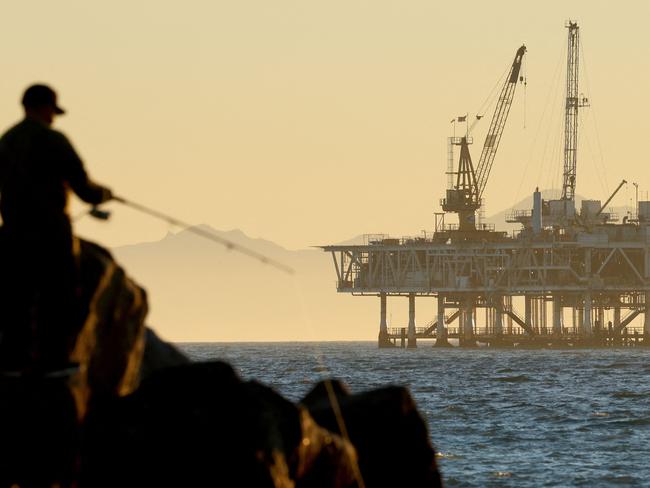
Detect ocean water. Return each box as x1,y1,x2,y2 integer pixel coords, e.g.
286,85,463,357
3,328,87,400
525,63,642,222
179,342,650,487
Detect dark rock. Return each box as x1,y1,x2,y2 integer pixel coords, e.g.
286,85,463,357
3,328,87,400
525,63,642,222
0,239,149,486
80,362,360,488
303,381,442,488
139,327,190,382
73,239,148,414
302,378,351,407
0,376,79,487
0,236,441,487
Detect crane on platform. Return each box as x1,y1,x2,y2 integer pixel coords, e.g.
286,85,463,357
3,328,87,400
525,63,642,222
442,45,526,233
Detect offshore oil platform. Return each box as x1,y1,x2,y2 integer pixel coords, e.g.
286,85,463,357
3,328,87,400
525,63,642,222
322,22,650,348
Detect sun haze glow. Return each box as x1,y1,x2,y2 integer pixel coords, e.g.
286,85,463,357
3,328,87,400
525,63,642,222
2,0,649,340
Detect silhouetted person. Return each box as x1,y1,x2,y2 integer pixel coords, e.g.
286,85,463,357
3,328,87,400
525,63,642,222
0,84,112,371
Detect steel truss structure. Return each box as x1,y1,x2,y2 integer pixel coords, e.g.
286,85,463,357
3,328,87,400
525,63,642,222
323,232,650,347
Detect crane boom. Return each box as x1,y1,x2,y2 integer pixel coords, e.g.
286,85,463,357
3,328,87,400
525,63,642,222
595,179,627,217
474,45,526,200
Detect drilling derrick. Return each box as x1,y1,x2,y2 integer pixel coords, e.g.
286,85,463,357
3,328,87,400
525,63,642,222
441,45,526,236
561,21,588,203
509,21,591,230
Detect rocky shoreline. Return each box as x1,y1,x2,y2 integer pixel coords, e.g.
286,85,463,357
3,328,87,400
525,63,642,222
0,241,442,487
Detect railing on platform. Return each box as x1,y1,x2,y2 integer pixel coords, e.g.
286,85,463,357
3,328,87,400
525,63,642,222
506,209,532,222
386,325,645,338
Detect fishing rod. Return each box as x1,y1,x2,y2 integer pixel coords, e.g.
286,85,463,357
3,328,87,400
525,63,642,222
84,196,295,275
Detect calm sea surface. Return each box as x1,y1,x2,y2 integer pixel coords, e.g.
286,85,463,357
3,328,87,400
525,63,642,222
179,342,650,487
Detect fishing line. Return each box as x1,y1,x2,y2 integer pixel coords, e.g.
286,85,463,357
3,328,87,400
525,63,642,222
77,196,295,275
290,275,367,488
79,193,363,481
82,195,363,481
114,196,294,275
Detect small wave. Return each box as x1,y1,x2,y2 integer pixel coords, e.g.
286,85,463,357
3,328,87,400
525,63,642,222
619,417,650,427
436,452,462,460
445,405,465,412
592,411,609,417
415,386,438,393
606,362,633,369
493,471,513,478
612,391,650,399
602,475,639,484
494,375,531,383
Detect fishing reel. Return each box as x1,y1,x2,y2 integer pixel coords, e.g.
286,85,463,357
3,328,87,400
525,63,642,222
89,206,111,221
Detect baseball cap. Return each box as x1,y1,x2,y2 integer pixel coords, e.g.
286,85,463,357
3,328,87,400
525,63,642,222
21,84,65,115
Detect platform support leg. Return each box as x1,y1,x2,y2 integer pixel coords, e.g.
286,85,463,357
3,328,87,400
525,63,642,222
614,305,621,346
494,296,504,337
407,293,417,349
583,293,593,337
491,296,506,347
460,296,476,347
644,292,650,345
596,308,604,334
524,295,532,335
434,294,451,347
552,295,563,336
378,293,392,348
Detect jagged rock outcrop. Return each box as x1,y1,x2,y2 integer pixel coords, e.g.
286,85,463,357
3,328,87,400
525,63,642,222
0,238,154,487
71,240,149,416
0,238,442,488
80,361,360,488
303,380,442,488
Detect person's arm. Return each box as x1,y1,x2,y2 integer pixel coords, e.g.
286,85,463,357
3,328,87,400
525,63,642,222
54,131,112,205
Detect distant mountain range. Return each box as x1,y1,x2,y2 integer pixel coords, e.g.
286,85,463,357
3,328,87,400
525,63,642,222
112,227,381,342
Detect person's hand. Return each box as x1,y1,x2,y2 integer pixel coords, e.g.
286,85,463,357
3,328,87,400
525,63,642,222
102,187,114,202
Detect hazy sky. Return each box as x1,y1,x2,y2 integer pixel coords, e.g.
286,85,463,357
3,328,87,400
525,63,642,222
2,0,649,250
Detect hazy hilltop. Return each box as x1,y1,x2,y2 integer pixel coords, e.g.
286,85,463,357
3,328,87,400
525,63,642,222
112,227,386,342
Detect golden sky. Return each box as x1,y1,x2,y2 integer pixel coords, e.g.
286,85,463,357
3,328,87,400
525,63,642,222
1,0,649,250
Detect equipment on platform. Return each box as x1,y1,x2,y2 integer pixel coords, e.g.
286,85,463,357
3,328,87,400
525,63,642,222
541,21,590,226
511,21,617,232
595,180,627,218
442,45,526,233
